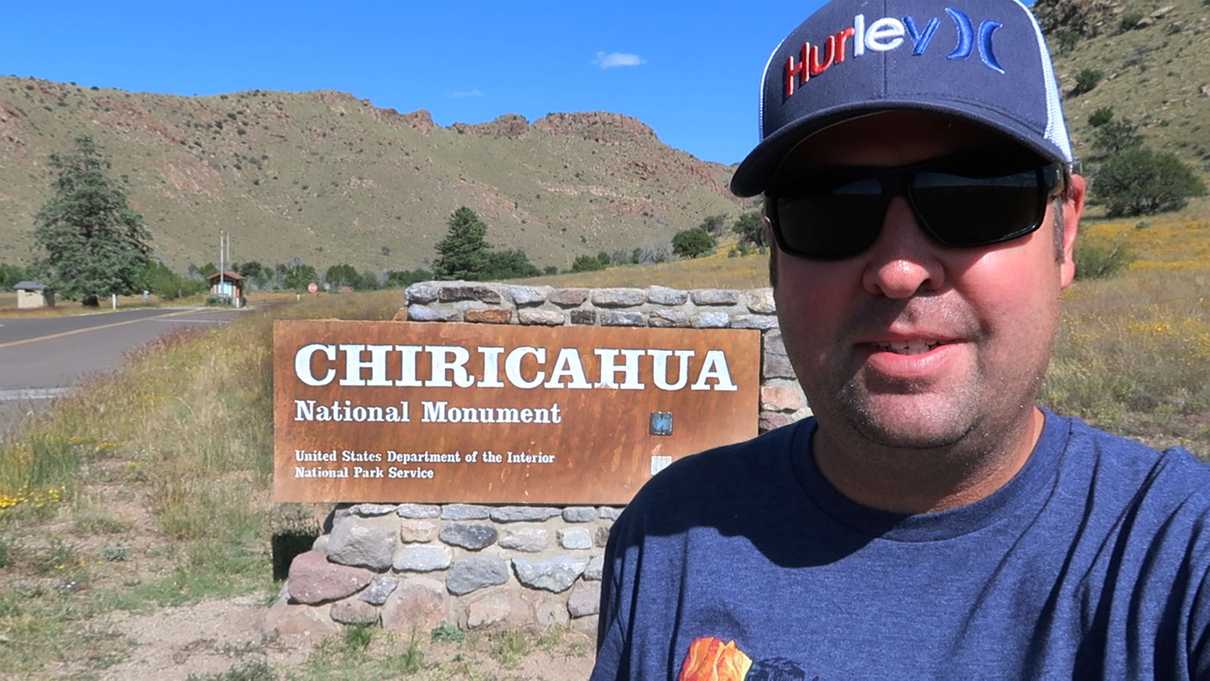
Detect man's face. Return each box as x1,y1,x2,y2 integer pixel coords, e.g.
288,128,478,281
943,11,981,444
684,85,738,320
772,111,1083,450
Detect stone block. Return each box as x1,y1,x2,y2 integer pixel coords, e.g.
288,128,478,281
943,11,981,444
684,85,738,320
399,520,437,544
598,507,623,521
731,315,779,331
571,614,600,636
527,592,572,628
326,516,397,571
405,282,439,304
311,535,329,554
489,506,562,523
584,555,604,581
595,525,612,548
464,591,532,630
499,527,549,553
559,528,593,550
763,330,796,379
744,288,776,314
761,381,807,412
382,577,449,633
465,308,512,324
263,597,340,638
397,504,441,519
591,288,647,308
562,507,597,523
441,504,492,520
505,285,550,306
691,289,740,306
359,574,398,605
393,544,453,572
439,523,498,551
693,311,731,328
438,284,502,304
600,311,646,327
407,304,457,322
447,556,510,595
759,411,800,432
647,286,688,305
648,309,690,328
570,309,597,325
518,308,565,326
349,503,397,517
567,580,601,618
549,288,589,307
331,598,380,625
286,551,375,605
512,556,589,593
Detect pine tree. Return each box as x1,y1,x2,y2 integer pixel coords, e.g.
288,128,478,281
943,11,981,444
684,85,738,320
433,207,490,280
32,135,151,305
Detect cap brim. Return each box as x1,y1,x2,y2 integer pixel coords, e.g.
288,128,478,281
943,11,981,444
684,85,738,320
729,99,1070,198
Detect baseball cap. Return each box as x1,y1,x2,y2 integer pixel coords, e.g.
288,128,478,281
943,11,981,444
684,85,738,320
730,0,1074,197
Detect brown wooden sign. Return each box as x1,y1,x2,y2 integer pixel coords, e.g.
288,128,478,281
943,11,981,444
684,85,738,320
273,320,760,504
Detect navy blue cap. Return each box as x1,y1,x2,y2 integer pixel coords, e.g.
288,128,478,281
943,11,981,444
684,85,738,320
731,0,1073,197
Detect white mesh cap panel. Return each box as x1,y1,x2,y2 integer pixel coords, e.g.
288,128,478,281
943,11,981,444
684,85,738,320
1012,0,1073,163
758,34,790,140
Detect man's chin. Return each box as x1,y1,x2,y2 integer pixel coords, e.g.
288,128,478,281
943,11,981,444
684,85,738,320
842,394,976,451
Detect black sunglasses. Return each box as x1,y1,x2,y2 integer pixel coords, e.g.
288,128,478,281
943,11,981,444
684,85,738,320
765,151,1066,261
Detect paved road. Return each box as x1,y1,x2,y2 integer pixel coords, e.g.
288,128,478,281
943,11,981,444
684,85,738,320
0,307,243,436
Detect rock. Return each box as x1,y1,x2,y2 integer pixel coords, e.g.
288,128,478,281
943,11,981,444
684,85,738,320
530,594,572,627
691,289,740,306
512,556,588,593
407,304,457,322
447,556,510,595
405,283,439,304
465,308,512,324
286,551,375,605
647,286,688,306
591,288,647,308
359,574,399,605
397,504,441,519
399,520,437,543
571,614,599,636
559,528,593,550
393,544,453,572
331,598,380,625
649,309,690,328
506,285,550,306
441,504,491,520
263,597,340,637
731,315,778,331
763,331,796,379
693,311,731,328
518,309,566,326
600,311,646,327
760,411,800,432
598,507,623,521
382,577,449,632
570,309,597,325
439,524,498,550
584,555,604,581
464,592,531,630
595,525,612,548
549,288,588,307
567,580,601,618
438,284,502,304
349,503,398,517
762,381,807,412
562,507,597,523
326,516,397,570
1201,84,1210,98
498,527,549,553
311,535,329,554
744,288,776,314
489,506,562,523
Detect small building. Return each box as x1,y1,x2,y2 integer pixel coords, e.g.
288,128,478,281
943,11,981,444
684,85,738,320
13,281,55,309
207,271,245,307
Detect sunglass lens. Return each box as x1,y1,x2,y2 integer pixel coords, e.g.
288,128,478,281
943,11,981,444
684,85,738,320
911,169,1044,247
776,178,884,259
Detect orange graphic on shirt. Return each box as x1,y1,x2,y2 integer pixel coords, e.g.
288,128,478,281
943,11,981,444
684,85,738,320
679,636,753,681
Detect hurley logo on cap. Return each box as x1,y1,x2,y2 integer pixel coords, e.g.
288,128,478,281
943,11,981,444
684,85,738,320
785,8,1006,97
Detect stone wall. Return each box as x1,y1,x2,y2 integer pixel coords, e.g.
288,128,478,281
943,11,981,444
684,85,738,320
267,281,809,637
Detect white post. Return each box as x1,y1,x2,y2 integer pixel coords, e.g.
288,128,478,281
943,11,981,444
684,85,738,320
111,293,117,310
219,230,226,303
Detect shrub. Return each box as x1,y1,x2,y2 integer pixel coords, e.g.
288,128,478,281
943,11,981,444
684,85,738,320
1088,107,1115,128
1075,240,1134,279
542,265,558,276
1091,118,1143,157
570,254,606,273
699,214,728,236
1120,11,1145,32
482,249,540,280
732,211,765,248
1071,68,1103,96
671,228,716,259
1094,147,1207,216
384,269,432,288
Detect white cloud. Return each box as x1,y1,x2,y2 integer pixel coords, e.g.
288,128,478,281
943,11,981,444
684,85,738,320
593,51,644,70
449,88,484,98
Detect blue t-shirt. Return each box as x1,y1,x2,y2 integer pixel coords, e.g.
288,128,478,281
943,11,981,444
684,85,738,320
591,411,1210,680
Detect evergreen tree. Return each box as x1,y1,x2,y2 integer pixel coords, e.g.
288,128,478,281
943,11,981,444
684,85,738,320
32,135,152,305
433,207,490,280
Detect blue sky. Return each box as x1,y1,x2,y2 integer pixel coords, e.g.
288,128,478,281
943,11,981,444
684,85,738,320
3,1,1033,165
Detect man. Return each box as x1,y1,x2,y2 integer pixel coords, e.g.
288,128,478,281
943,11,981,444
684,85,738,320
590,1,1210,679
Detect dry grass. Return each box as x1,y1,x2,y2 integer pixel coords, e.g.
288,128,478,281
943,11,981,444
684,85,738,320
523,237,770,290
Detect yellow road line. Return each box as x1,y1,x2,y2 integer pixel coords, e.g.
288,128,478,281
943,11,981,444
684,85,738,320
0,309,219,351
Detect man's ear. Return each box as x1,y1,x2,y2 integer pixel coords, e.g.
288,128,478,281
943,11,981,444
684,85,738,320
1059,174,1086,289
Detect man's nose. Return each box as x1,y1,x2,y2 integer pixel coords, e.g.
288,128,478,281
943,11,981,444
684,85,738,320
860,197,947,298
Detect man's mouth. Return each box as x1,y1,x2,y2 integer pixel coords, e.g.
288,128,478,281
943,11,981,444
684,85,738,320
871,340,944,356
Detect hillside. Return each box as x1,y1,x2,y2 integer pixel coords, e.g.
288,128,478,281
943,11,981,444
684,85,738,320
0,79,740,272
